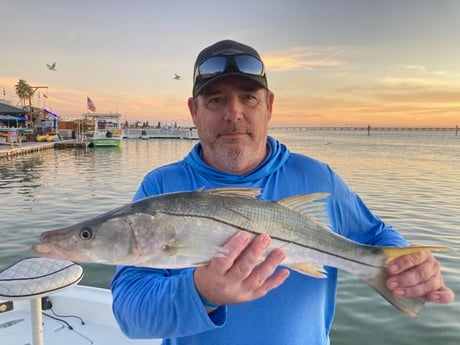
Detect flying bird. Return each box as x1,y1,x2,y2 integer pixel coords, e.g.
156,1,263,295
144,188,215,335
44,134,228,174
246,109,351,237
173,73,181,80
46,62,58,71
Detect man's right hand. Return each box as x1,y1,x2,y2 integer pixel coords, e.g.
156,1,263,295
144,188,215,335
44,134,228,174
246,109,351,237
193,231,290,309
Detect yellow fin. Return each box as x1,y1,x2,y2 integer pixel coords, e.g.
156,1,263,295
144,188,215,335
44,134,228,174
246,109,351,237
365,245,454,317
289,263,328,279
381,245,453,265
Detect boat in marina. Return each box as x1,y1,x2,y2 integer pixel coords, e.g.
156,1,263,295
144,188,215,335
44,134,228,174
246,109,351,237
0,258,161,345
84,113,124,147
124,127,198,139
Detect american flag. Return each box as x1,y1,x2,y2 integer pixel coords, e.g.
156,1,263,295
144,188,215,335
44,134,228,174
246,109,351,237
87,96,96,112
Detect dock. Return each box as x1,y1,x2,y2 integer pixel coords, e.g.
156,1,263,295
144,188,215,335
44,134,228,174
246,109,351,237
0,140,88,159
0,141,55,158
54,140,89,149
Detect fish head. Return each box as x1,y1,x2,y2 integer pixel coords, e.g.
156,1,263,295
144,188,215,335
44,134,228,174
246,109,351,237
30,211,143,264
30,207,178,266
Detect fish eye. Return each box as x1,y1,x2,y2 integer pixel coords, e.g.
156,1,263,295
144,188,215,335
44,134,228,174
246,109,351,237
80,228,93,240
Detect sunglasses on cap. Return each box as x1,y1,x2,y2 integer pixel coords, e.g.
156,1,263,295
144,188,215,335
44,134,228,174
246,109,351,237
194,54,265,82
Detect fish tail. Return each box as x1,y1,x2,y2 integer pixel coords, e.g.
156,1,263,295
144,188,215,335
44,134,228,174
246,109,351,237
366,245,452,317
366,270,425,317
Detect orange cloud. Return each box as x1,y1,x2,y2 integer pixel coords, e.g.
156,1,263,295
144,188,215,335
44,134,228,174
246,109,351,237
263,47,345,72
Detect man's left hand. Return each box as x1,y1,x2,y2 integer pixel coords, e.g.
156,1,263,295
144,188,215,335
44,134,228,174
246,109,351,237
386,250,455,304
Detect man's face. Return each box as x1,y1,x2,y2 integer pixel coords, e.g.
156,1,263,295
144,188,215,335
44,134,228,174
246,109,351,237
188,75,274,175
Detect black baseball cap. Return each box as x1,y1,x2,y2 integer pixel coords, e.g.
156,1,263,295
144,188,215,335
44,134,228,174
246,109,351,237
192,40,268,97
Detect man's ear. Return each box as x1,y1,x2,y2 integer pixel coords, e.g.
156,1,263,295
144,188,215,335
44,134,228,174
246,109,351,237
188,97,198,125
267,91,274,121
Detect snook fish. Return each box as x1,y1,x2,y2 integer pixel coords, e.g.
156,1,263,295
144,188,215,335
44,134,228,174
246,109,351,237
30,188,450,317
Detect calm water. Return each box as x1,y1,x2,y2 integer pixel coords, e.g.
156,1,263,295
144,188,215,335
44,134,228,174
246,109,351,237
1,130,459,344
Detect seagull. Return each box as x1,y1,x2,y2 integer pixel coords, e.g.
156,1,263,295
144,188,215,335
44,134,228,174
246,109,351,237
173,73,181,80
46,62,58,71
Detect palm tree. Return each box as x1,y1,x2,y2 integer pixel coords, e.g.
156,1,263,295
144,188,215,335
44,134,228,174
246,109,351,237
14,79,33,108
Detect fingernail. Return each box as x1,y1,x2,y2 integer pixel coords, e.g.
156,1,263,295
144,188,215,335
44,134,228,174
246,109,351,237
259,235,270,248
388,281,398,290
237,231,249,243
276,250,286,261
394,289,405,297
431,293,441,301
388,264,399,274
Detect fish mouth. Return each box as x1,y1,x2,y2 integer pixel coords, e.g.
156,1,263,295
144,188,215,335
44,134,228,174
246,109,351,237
30,243,53,255
30,243,74,261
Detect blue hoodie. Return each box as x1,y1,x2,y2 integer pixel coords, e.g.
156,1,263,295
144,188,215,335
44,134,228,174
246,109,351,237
111,136,407,345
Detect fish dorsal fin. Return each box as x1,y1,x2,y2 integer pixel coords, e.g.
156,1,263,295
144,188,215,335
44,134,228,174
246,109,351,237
204,187,261,199
278,193,330,227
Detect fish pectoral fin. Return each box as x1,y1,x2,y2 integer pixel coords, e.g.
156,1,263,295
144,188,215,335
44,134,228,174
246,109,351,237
164,243,202,256
192,260,210,266
164,243,228,259
289,263,328,279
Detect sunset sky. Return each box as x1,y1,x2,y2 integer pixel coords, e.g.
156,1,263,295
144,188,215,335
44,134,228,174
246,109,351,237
1,0,459,127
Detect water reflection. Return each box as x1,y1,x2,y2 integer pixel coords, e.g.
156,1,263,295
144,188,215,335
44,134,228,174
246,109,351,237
0,155,45,201
0,132,458,344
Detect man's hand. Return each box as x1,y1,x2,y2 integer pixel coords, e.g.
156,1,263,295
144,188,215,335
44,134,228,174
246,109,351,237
386,250,455,303
194,231,290,309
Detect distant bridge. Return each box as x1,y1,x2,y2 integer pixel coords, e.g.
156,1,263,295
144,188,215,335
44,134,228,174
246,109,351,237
270,126,458,131
270,126,459,136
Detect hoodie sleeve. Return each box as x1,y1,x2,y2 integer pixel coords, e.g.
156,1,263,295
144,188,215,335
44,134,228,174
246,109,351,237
111,266,226,339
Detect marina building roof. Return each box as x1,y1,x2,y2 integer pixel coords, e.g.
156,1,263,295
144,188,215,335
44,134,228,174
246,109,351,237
0,102,27,115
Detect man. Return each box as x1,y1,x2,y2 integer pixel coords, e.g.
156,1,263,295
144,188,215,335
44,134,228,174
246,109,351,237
111,40,454,345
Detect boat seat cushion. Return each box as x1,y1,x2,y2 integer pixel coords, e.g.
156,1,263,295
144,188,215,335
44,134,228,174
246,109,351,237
0,258,83,299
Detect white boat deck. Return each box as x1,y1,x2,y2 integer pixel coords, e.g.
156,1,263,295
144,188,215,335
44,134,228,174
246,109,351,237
0,285,160,345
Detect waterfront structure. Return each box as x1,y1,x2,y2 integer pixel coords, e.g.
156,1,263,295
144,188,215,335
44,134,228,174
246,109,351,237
83,113,124,147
